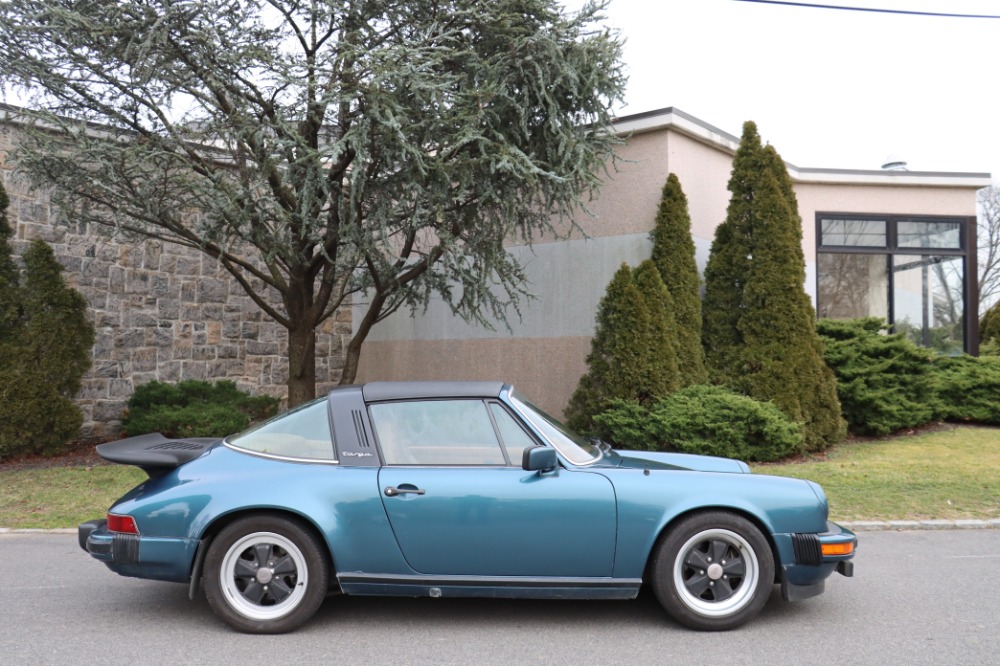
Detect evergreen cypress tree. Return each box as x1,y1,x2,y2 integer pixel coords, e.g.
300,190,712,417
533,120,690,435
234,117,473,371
0,179,18,338
565,262,678,435
0,185,94,457
702,122,844,452
980,300,1000,347
650,173,707,385
20,241,95,399
632,260,681,396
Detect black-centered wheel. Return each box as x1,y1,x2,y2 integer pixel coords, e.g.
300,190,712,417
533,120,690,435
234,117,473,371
651,512,774,631
204,515,329,633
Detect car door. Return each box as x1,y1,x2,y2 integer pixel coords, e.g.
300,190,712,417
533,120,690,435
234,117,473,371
372,399,617,578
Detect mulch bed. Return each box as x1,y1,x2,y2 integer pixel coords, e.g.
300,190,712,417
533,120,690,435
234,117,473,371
0,439,110,472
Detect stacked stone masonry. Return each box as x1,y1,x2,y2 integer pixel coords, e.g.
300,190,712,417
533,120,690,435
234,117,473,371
1,123,351,440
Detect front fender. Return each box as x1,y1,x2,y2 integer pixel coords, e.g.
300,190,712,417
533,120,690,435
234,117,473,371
606,468,828,578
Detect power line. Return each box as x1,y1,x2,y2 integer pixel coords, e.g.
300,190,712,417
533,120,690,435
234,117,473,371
733,0,1000,19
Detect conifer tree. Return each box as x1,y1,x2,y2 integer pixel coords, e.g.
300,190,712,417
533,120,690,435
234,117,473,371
650,173,707,385
0,182,94,457
632,260,681,395
0,179,18,337
565,261,678,435
20,241,94,399
702,122,844,452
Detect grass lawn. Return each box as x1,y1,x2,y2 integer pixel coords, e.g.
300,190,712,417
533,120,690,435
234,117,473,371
0,465,146,530
754,425,1000,522
1,425,999,529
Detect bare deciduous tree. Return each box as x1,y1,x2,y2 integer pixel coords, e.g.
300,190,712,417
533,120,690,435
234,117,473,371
978,185,1000,314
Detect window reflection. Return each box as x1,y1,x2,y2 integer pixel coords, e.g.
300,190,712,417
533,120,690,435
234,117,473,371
820,219,887,247
897,221,961,249
892,255,964,353
817,254,888,319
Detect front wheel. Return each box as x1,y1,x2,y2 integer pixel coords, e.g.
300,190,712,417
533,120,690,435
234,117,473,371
204,514,329,633
651,512,774,631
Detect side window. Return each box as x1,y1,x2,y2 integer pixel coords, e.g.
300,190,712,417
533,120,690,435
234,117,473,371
489,403,537,466
227,397,335,461
370,400,506,466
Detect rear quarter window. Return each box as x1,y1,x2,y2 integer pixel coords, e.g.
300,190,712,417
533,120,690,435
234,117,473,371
227,397,336,461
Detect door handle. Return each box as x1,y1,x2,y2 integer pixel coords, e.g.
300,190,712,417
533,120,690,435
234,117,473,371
384,486,426,497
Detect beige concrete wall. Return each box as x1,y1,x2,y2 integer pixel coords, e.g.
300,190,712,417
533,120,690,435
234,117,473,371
357,337,591,419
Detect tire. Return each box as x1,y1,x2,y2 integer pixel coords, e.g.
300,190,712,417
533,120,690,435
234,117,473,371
651,511,774,631
203,514,329,633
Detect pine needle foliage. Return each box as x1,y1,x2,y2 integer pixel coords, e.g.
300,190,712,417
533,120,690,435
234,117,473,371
702,122,844,452
817,318,937,435
0,179,17,336
980,300,1000,345
565,261,680,435
0,187,95,457
650,173,706,385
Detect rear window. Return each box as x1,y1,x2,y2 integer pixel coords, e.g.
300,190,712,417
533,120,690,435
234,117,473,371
226,397,336,461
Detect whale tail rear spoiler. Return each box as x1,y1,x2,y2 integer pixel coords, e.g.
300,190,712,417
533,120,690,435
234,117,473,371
96,433,218,478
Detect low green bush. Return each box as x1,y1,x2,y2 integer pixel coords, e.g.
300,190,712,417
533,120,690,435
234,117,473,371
0,368,83,458
123,380,279,438
817,318,938,436
933,354,1000,424
593,384,803,462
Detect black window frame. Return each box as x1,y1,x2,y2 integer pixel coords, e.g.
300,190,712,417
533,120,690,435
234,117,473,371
816,212,979,354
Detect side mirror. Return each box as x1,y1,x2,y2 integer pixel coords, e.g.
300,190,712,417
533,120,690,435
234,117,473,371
522,445,557,472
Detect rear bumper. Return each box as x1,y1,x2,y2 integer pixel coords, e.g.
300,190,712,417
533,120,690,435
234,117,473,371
78,518,198,583
778,521,856,601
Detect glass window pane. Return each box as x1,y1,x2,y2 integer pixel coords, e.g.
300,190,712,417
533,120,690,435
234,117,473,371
892,255,965,353
227,397,335,460
489,403,537,466
897,221,962,249
370,400,505,465
817,253,889,320
820,219,887,247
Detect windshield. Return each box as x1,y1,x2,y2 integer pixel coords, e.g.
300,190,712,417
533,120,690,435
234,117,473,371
508,391,600,465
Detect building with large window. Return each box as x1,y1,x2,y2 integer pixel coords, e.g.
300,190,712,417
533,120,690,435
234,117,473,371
356,108,990,417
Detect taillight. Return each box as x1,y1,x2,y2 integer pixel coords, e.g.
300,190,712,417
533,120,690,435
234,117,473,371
107,513,140,535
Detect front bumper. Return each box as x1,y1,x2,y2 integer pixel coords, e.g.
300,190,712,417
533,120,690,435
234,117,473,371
777,521,856,601
78,518,198,583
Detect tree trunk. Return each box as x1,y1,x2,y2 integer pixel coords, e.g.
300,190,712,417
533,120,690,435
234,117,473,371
287,324,317,407
339,291,387,386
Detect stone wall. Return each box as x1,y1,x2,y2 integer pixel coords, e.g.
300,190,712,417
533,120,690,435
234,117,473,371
0,122,351,441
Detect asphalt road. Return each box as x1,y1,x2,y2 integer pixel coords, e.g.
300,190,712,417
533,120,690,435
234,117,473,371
2,530,998,665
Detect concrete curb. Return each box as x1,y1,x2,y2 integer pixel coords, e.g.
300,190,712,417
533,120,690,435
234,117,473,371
3,521,1000,535
839,519,1000,531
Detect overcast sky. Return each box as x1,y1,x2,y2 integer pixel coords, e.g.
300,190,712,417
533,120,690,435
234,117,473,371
568,0,999,179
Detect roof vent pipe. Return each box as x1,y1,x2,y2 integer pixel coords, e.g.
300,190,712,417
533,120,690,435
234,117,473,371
881,155,908,171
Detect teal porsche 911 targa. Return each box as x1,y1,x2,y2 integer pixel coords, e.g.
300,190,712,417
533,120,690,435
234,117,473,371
79,381,855,634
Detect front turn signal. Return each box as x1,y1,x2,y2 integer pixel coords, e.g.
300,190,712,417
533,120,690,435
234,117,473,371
821,542,854,557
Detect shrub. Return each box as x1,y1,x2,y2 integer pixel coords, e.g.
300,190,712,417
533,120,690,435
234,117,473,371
593,384,803,462
933,354,1000,424
123,380,280,438
0,366,83,458
817,317,938,435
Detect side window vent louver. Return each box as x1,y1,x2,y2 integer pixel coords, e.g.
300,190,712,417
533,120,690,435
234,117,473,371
352,410,370,447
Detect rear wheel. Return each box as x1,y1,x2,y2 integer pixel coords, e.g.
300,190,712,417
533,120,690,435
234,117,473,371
651,512,774,631
204,515,328,633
